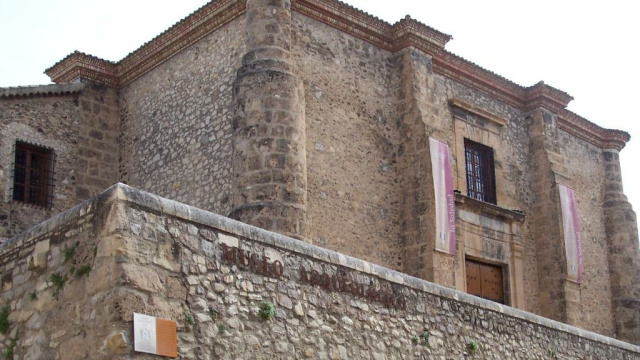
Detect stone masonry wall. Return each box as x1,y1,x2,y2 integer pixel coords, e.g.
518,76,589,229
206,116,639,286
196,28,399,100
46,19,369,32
558,128,614,336
291,13,402,270
74,81,121,200
0,81,119,239
4,184,637,359
407,68,621,338
0,188,129,359
119,14,246,215
601,149,640,344
438,75,540,312
230,0,309,241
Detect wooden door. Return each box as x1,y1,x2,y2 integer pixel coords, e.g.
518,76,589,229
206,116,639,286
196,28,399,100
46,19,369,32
465,259,504,303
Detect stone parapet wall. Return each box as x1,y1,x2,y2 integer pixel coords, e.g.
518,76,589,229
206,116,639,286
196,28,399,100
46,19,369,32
1,184,637,359
0,189,128,359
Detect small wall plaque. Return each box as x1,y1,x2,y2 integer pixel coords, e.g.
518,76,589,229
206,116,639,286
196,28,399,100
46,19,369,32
133,313,178,358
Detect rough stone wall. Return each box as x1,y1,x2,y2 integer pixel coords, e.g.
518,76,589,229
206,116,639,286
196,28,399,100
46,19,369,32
74,81,121,199
601,149,640,344
4,184,639,359
528,109,573,326
403,67,541,312
0,82,119,239
291,13,402,270
558,129,615,336
119,14,246,215
230,0,309,241
396,47,456,286
0,190,129,360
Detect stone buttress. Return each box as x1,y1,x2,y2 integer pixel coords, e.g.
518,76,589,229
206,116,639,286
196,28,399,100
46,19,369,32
602,149,640,344
396,47,456,287
527,108,579,324
230,0,308,240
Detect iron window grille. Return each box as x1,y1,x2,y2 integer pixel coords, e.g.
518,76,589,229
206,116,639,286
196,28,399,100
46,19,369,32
464,138,496,204
11,141,56,208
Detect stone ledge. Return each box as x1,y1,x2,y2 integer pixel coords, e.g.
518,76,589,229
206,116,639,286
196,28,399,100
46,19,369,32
2,182,639,353
455,193,526,223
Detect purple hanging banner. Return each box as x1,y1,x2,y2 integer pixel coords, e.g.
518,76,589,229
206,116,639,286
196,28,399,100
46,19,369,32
429,138,456,255
559,185,583,283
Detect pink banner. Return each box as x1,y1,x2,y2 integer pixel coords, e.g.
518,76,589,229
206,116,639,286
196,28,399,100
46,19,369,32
559,185,583,283
429,138,456,255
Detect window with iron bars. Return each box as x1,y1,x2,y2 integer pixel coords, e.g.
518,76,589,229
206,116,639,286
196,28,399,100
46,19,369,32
464,138,496,204
12,141,55,208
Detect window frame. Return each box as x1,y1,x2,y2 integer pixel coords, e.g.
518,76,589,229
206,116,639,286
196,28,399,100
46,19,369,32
464,138,497,205
11,141,55,208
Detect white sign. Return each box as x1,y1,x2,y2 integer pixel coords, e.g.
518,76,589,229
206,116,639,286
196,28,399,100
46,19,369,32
134,313,157,354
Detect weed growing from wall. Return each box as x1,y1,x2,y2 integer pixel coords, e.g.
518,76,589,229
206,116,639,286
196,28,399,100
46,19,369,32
258,301,275,321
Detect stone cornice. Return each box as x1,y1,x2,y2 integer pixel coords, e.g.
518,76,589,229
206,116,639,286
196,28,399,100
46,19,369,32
43,0,629,150
45,0,246,87
558,110,630,151
45,52,118,87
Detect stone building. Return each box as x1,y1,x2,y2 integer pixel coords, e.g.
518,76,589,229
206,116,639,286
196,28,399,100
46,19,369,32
1,0,638,354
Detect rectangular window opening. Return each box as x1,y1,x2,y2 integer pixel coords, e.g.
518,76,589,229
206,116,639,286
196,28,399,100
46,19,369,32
12,141,55,208
464,138,496,204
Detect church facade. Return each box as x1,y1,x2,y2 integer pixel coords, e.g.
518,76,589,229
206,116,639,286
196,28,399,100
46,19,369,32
1,0,638,346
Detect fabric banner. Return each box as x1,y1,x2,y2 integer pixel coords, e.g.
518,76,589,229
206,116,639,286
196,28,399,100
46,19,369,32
429,138,456,255
558,185,583,283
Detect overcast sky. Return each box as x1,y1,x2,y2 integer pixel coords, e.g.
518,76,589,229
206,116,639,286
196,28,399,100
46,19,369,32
1,0,638,217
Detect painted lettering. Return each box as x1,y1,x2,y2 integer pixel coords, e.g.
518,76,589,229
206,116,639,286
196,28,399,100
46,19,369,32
220,245,284,278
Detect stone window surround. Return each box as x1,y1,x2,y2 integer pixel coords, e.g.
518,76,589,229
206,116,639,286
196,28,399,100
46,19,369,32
450,98,506,205
454,193,526,308
449,99,527,309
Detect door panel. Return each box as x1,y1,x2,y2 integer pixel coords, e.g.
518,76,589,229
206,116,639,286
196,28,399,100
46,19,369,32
480,263,504,303
465,260,482,297
465,259,504,304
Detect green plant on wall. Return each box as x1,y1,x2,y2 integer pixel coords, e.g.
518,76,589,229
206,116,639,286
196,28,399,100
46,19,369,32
218,324,226,333
63,242,79,264
3,335,17,360
184,311,195,326
50,273,67,296
0,305,10,335
468,339,479,353
74,264,91,278
258,301,275,321
419,330,430,347
412,330,430,347
208,305,219,320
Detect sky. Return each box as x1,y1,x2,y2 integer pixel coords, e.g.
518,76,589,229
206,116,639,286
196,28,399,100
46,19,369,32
0,0,638,217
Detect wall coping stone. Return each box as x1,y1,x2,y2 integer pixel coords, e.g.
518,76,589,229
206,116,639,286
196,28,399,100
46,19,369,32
1,182,639,353
0,83,84,99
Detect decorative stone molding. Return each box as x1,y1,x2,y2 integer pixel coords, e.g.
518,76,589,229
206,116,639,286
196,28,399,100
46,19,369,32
449,98,508,127
42,0,629,150
454,193,525,223
45,0,246,87
558,110,630,151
